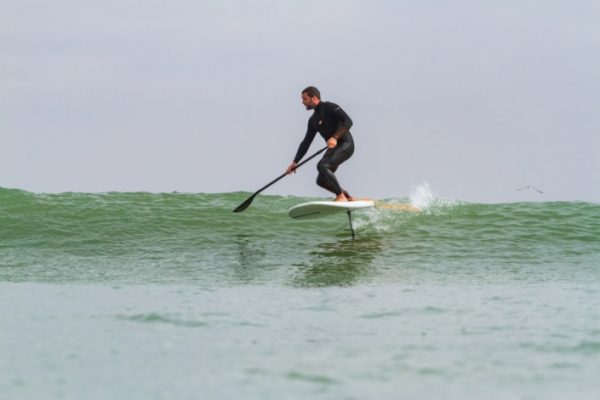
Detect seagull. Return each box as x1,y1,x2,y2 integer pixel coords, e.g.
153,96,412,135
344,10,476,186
516,185,544,194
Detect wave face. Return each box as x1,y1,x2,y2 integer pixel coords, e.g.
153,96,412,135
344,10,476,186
1,187,599,285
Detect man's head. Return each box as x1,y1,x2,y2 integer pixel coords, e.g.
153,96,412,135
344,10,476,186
301,86,321,110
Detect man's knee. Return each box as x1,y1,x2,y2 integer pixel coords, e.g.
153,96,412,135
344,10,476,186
317,160,331,174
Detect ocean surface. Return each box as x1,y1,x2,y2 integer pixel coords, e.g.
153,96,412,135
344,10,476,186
1,186,599,399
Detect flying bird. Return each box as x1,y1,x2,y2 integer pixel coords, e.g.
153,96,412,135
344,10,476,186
516,185,544,194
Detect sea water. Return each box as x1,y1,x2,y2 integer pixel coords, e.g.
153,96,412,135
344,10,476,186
1,187,599,399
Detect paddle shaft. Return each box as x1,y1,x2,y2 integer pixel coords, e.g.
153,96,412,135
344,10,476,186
252,146,327,196
233,146,328,212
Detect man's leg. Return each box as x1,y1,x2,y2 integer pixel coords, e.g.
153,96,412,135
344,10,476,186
316,174,336,194
317,171,353,199
316,140,354,199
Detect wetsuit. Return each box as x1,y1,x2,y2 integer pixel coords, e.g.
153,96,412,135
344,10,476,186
293,101,354,196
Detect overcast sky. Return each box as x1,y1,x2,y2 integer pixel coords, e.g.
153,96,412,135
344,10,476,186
2,0,599,202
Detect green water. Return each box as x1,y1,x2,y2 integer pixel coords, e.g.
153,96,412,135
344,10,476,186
1,187,599,399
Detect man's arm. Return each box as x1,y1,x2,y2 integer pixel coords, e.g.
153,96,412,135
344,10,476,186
287,122,317,174
293,122,318,163
329,102,353,140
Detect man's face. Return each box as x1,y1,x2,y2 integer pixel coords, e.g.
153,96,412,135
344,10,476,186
302,93,318,110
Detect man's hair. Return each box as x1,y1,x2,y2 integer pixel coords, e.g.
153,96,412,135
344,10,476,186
302,86,321,99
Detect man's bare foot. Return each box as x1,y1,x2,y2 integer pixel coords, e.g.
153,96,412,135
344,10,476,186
334,193,349,202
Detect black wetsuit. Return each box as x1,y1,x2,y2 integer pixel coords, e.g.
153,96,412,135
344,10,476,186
293,101,354,196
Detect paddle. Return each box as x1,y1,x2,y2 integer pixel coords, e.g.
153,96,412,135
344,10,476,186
233,146,328,213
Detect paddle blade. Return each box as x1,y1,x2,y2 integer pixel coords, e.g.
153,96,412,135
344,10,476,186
233,195,255,213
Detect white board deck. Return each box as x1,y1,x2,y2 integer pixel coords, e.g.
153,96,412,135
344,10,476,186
288,200,375,219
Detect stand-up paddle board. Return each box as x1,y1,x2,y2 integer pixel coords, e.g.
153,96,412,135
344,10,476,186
288,200,375,219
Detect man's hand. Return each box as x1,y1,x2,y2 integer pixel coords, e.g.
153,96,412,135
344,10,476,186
286,161,298,175
327,137,337,149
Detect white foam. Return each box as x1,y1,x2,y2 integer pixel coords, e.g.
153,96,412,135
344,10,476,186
409,182,435,210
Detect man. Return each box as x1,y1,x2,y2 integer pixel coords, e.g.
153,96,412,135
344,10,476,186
286,86,355,202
